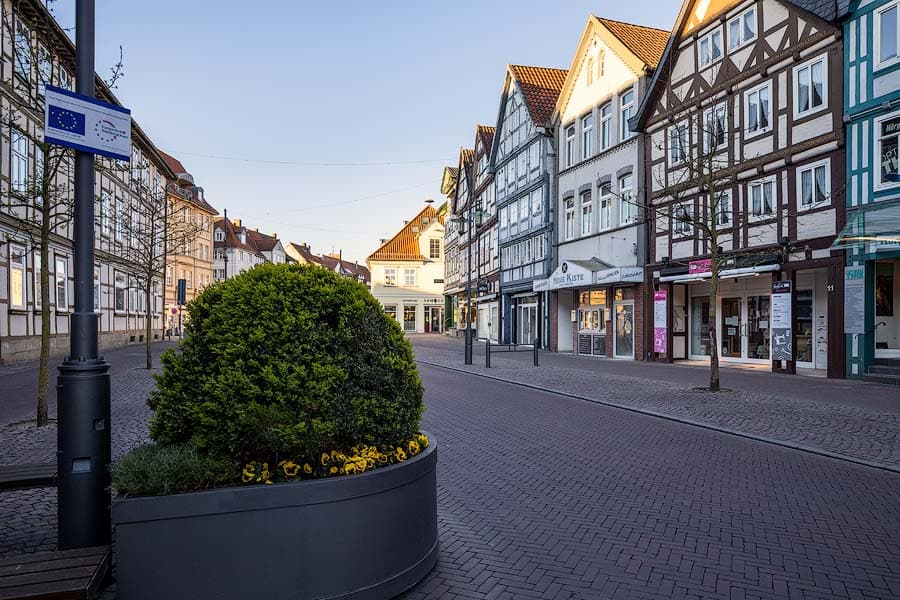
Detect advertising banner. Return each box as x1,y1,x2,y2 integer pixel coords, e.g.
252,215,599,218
771,280,792,361
689,259,712,275
844,266,865,334
44,85,131,161
653,290,667,353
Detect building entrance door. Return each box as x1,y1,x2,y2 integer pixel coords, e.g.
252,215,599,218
518,304,537,345
429,306,444,334
719,295,771,362
614,302,634,358
721,298,743,359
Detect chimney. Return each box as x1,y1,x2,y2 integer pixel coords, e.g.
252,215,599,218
234,218,242,227
273,233,277,239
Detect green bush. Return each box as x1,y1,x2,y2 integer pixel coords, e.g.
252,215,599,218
111,444,236,496
147,263,424,467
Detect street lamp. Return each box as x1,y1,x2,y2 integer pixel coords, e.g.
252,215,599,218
451,210,473,365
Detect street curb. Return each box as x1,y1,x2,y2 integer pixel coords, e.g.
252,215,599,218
416,359,900,476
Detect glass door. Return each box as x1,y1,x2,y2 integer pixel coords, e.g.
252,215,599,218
614,302,634,358
518,304,537,345
796,290,814,366
746,295,770,359
690,297,711,357
430,307,443,333
720,298,742,359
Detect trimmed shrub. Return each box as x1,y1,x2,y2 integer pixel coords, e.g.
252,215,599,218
147,263,424,467
112,444,235,497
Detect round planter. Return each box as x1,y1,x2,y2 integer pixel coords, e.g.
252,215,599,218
112,434,438,600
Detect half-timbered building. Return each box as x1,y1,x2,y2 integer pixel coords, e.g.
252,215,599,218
633,0,846,377
471,125,499,342
450,147,474,334
439,165,460,333
492,65,567,346
838,0,900,384
547,16,669,359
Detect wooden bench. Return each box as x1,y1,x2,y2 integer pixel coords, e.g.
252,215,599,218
0,546,110,600
0,465,57,492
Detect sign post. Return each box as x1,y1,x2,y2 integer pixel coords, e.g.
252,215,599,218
653,290,668,354
771,281,793,362
54,0,130,550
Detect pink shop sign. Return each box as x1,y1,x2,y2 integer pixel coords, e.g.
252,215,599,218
688,259,712,275
653,290,667,354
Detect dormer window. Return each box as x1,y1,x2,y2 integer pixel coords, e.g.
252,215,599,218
214,229,225,242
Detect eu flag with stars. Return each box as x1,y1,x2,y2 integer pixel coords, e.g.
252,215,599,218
48,105,85,136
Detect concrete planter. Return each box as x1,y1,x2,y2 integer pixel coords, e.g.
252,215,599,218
112,434,438,600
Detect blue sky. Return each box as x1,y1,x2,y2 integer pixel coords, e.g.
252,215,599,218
51,1,679,263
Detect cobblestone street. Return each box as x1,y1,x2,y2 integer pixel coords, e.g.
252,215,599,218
1,338,899,599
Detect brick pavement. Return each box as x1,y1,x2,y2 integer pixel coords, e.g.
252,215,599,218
411,336,900,473
400,364,900,600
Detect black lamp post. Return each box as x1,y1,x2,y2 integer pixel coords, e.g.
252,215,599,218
57,0,111,550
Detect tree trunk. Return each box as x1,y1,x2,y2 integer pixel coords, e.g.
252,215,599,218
708,258,720,392
145,283,153,369
37,234,51,426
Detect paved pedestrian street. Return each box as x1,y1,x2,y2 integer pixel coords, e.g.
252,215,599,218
1,339,899,598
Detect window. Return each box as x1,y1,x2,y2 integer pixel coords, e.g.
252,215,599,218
566,125,576,167
11,130,28,194
619,174,635,224
600,104,612,150
728,7,756,49
713,190,731,226
94,266,101,312
674,204,693,235
564,197,576,240
794,56,826,117
34,251,42,308
404,268,416,287
599,184,612,230
509,201,519,236
703,103,727,151
699,28,723,67
9,245,26,310
130,209,139,247
128,277,136,313
38,44,50,96
876,2,899,68
582,114,594,159
620,90,635,141
597,49,605,78
14,18,31,80
580,191,593,236
668,124,688,165
531,189,542,219
214,229,225,242
58,68,72,91
876,112,900,188
35,145,45,206
797,160,830,208
587,58,594,85
166,265,173,286
55,257,68,311
115,196,125,241
749,177,776,218
745,83,772,136
429,238,441,259
384,267,397,286
186,270,193,289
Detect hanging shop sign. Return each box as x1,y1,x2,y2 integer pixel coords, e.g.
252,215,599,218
688,259,712,275
771,280,793,361
844,266,866,334
653,290,667,353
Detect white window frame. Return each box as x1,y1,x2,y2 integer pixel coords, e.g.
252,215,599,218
749,176,777,221
620,90,635,141
55,256,68,312
9,244,27,310
565,125,576,167
564,197,576,240
384,267,397,287
94,265,101,312
744,81,772,138
674,203,694,235
793,54,828,119
875,1,900,70
619,174,635,224
713,189,731,227
703,102,728,151
582,113,594,159
114,272,126,313
796,159,831,211
599,184,613,230
58,68,72,91
668,123,688,166
34,250,42,308
115,196,125,241
728,7,756,50
875,110,900,191
600,103,612,150
14,18,31,81
11,129,28,195
580,190,593,236
698,28,723,68
37,44,51,96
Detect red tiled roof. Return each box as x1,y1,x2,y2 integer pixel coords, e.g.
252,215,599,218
319,255,371,282
367,205,445,262
245,229,280,253
509,65,569,126
476,125,495,154
158,149,218,215
596,17,669,68
213,218,266,257
288,242,325,266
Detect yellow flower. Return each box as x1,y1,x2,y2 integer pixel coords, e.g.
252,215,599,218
303,463,313,475
417,434,429,447
395,447,407,462
282,461,300,478
331,450,341,460
242,464,255,483
265,480,273,485
329,466,338,475
345,463,358,475
321,453,330,466
366,458,375,469
408,440,420,455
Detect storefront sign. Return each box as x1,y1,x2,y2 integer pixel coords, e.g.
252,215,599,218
653,290,667,353
594,267,644,285
844,266,866,334
546,261,592,290
688,259,712,275
771,280,792,361
533,278,550,292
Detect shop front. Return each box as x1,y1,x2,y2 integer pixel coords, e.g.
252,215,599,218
538,260,644,359
475,296,500,342
382,297,444,334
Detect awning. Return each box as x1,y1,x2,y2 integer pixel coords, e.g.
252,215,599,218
831,201,900,251
535,259,642,291
659,263,780,283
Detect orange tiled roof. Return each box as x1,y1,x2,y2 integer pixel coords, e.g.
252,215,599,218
367,205,445,262
597,18,669,68
476,125,495,154
509,65,568,126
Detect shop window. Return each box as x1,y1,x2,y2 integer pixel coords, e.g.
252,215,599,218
876,112,900,189
9,244,26,310
383,305,397,321
690,297,711,356
403,305,417,332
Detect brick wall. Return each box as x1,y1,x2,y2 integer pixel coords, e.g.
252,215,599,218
633,283,646,362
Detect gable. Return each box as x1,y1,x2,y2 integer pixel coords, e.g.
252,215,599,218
682,0,745,34
559,32,639,124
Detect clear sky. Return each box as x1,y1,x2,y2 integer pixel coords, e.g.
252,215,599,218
50,1,679,264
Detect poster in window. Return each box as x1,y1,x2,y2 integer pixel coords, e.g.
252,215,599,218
882,117,900,184
876,262,894,317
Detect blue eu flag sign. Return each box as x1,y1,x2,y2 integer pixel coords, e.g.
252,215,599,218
48,105,86,136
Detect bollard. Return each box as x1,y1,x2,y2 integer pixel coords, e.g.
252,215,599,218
485,338,491,368
533,340,539,366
